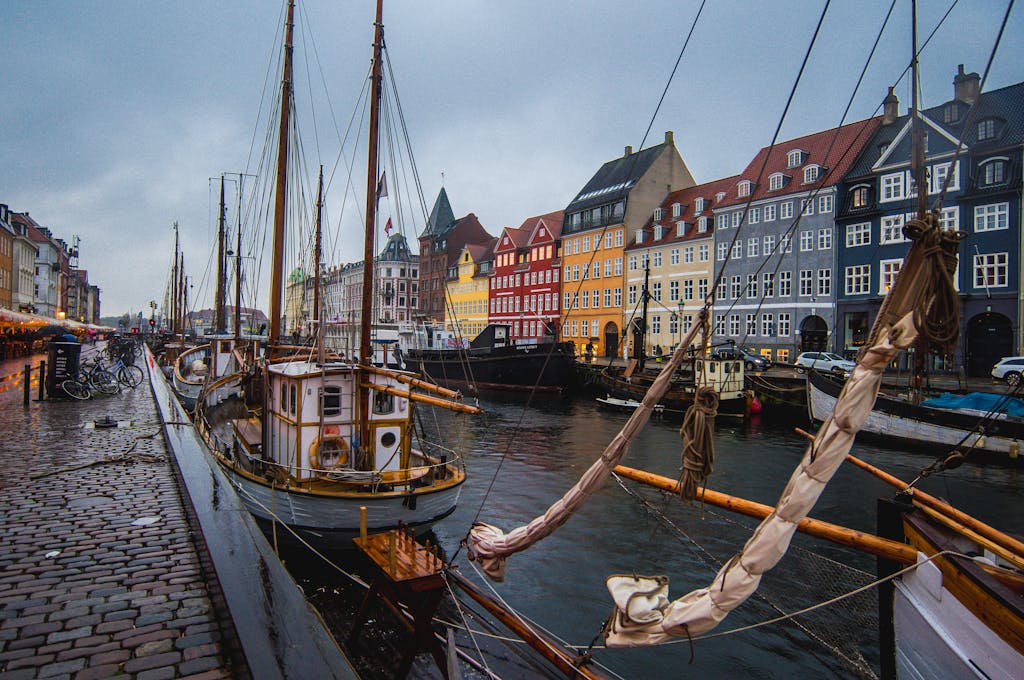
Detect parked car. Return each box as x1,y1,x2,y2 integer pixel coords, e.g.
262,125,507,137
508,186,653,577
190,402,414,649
794,351,856,376
991,356,1024,386
710,346,771,371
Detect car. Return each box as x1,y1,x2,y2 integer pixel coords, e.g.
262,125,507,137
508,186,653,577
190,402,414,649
794,351,856,376
991,356,1024,386
710,346,772,371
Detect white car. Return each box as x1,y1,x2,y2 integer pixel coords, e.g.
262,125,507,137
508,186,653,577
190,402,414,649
991,356,1024,386
794,351,856,376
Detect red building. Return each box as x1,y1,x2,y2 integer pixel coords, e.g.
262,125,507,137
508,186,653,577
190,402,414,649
489,210,563,340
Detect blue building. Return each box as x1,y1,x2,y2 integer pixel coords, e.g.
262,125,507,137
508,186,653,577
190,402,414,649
836,67,1024,375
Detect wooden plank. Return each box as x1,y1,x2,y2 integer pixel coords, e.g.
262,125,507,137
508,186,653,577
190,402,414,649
354,530,444,583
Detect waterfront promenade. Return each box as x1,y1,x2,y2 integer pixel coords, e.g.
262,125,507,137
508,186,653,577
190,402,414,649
0,347,230,679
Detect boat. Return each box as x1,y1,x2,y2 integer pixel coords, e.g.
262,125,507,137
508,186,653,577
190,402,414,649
808,369,1024,461
184,0,475,542
596,393,664,414
399,321,577,392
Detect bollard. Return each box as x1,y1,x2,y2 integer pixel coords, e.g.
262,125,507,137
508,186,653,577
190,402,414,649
23,364,30,407
359,506,367,540
38,361,46,401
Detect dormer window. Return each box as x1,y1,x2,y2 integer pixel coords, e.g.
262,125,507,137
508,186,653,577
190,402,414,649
654,225,664,240
737,180,752,197
653,207,663,222
803,165,820,183
768,173,786,191
980,158,1008,186
676,220,686,236
786,150,804,168
671,202,681,218
943,102,962,124
694,197,705,214
977,118,997,141
715,191,726,203
635,231,644,244
850,185,870,209
698,216,709,233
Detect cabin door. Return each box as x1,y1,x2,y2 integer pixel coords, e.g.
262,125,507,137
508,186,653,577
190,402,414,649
603,322,619,358
799,315,828,352
966,312,1013,377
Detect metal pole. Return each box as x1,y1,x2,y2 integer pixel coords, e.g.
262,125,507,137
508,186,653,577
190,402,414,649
23,364,30,407
38,361,46,400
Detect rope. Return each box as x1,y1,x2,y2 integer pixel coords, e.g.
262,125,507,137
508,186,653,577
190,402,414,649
28,429,164,480
677,386,719,501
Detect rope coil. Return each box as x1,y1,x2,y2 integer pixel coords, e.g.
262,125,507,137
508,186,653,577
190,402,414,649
677,386,719,501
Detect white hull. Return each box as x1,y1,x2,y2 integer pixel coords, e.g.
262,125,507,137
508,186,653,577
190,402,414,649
894,553,1023,679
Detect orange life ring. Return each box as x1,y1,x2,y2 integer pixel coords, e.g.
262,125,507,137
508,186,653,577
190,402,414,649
309,436,350,470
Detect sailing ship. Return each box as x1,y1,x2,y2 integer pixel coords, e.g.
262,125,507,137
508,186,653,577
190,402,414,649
180,0,474,542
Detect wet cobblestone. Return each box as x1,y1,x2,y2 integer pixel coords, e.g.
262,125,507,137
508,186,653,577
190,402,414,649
0,347,229,678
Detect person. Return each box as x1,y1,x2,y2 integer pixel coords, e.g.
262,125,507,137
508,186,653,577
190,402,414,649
584,341,594,363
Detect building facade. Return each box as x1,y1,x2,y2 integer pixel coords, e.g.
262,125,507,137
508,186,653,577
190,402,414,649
0,209,12,310
444,240,495,338
837,69,1024,375
489,211,563,341
560,131,696,357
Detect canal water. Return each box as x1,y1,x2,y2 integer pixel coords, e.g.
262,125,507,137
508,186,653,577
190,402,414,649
286,392,1024,679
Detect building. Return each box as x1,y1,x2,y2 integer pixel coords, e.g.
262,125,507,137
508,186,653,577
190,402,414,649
711,117,881,363
445,239,496,338
836,68,1024,375
0,207,13,310
12,213,64,319
560,131,696,357
3,205,40,314
625,176,738,355
489,211,564,341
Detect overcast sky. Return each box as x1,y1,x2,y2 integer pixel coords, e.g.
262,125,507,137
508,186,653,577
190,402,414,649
4,0,1021,317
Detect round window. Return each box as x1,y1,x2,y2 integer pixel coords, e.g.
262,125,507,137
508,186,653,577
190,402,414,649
381,432,397,448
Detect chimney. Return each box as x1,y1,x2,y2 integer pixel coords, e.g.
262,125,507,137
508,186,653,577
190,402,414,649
624,145,633,156
954,64,980,104
882,86,899,125
0,204,8,223
665,130,674,145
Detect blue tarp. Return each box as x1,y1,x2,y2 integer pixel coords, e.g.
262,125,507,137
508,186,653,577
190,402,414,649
921,392,1024,418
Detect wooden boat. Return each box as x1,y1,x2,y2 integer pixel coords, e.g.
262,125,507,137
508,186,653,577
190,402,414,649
807,369,1024,461
596,394,664,414
599,354,750,415
185,0,474,543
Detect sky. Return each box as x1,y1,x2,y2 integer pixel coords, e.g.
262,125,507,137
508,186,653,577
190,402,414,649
4,0,1022,317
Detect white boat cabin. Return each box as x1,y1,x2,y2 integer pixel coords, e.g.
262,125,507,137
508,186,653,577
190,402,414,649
693,357,746,401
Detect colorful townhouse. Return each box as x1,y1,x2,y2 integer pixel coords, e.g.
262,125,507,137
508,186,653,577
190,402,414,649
489,211,564,340
445,238,496,339
560,131,696,357
836,67,1024,375
710,117,881,364
624,175,738,355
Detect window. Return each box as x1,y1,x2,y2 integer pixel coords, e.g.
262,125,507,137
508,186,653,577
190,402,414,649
669,280,679,301
652,281,662,301
684,246,694,263
714,315,725,335
763,204,776,221
592,289,600,308
582,235,590,252
881,173,903,202
651,315,661,335
799,270,813,296
747,238,760,257
881,215,905,243
880,259,902,293
929,162,959,194
745,314,757,335
614,230,623,247
698,278,708,300
731,212,742,228
695,198,705,214
669,248,679,265
653,208,663,223
628,285,637,305
846,222,871,247
817,269,831,296
717,280,727,301
761,314,774,336
730,276,742,299
738,180,752,197
573,264,580,280
698,216,709,233
938,206,959,232
683,280,693,301
763,272,774,297
818,228,831,250
850,186,869,209
729,314,740,336
787,150,803,168
669,314,678,335
717,213,728,230
731,242,743,259
628,255,637,271
749,207,760,224
975,203,1009,232
980,159,1007,186
778,313,791,337
717,242,728,261
698,244,709,262
803,165,819,183
780,202,793,219
818,194,833,213
746,274,758,298
977,118,996,141
614,287,622,306
604,259,612,277
801,198,814,216
592,261,601,278
672,202,681,218
652,251,662,268
799,231,814,252
974,252,1008,288
780,234,793,253
676,221,686,237
605,232,613,249
845,264,871,295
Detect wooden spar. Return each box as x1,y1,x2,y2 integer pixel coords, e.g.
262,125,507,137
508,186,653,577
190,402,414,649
268,0,295,349
314,165,325,365
446,568,606,680
916,504,1024,572
215,175,226,333
613,465,917,565
171,223,179,338
843,452,1024,558
359,383,482,414
362,364,464,399
234,176,244,338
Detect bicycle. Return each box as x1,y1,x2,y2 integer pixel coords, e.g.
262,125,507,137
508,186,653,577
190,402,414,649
59,374,92,400
79,357,121,396
107,355,144,388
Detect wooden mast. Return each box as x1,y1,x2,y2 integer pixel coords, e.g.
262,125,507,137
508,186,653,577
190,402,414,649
314,165,324,364
234,176,244,338
171,222,179,338
909,0,928,404
215,175,227,333
358,0,385,465
268,0,296,349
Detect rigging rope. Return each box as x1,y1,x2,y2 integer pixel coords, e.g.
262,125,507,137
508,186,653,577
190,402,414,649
676,386,718,502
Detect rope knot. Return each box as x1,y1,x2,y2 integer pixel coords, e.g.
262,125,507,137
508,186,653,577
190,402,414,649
677,386,719,501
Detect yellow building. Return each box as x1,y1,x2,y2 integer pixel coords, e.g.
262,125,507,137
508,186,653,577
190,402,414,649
624,175,739,355
560,132,695,357
444,240,495,339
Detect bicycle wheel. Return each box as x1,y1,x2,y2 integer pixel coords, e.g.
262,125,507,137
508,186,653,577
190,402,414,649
117,365,145,388
89,370,121,395
60,379,91,400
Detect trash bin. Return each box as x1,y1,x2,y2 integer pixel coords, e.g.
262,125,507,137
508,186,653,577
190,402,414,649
46,339,81,398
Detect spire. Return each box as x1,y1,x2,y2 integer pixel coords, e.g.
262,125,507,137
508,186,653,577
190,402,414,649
420,187,455,238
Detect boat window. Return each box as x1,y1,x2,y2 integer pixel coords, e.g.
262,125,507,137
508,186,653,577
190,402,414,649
321,386,341,416
373,390,395,415
290,385,297,415
219,340,231,353
280,382,286,411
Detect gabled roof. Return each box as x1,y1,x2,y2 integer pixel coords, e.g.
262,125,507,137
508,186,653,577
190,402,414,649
378,233,414,262
494,225,531,253
718,117,882,207
565,142,671,214
420,187,456,238
521,210,564,245
625,174,740,251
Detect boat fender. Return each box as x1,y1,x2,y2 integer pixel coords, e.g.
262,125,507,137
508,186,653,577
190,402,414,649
1010,441,1020,460
749,396,762,415
309,436,350,470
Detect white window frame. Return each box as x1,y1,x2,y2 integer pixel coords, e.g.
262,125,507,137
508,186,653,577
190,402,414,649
880,215,906,244
780,202,793,219
974,202,1009,232
973,252,1008,288
844,264,871,295
818,227,832,250
747,238,759,258
879,258,902,294
763,204,776,221
846,222,871,247
881,172,904,202
818,194,833,213
769,173,785,191
799,231,814,252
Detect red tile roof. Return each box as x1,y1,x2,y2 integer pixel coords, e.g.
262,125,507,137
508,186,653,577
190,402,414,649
520,210,564,244
625,174,740,250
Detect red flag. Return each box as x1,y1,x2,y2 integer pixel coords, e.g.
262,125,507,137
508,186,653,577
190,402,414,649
384,217,393,235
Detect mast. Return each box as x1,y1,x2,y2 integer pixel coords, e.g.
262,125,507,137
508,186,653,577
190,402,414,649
234,176,244,338
171,222,179,338
314,165,324,364
215,175,227,333
910,0,927,403
268,0,296,349
633,257,650,371
358,0,385,463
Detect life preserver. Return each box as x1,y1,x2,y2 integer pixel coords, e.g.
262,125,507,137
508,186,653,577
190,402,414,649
309,436,350,470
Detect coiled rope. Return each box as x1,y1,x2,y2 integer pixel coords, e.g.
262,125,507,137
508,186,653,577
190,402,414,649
677,386,719,501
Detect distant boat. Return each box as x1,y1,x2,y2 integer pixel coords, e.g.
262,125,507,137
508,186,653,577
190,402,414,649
596,394,664,414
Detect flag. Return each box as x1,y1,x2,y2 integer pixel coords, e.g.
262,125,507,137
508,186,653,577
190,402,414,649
384,217,393,235
376,171,388,200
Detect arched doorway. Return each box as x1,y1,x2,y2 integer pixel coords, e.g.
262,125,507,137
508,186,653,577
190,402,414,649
603,321,619,358
799,315,828,352
966,312,1013,376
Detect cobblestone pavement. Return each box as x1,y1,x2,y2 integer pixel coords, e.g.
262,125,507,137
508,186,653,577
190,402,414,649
0,346,230,679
